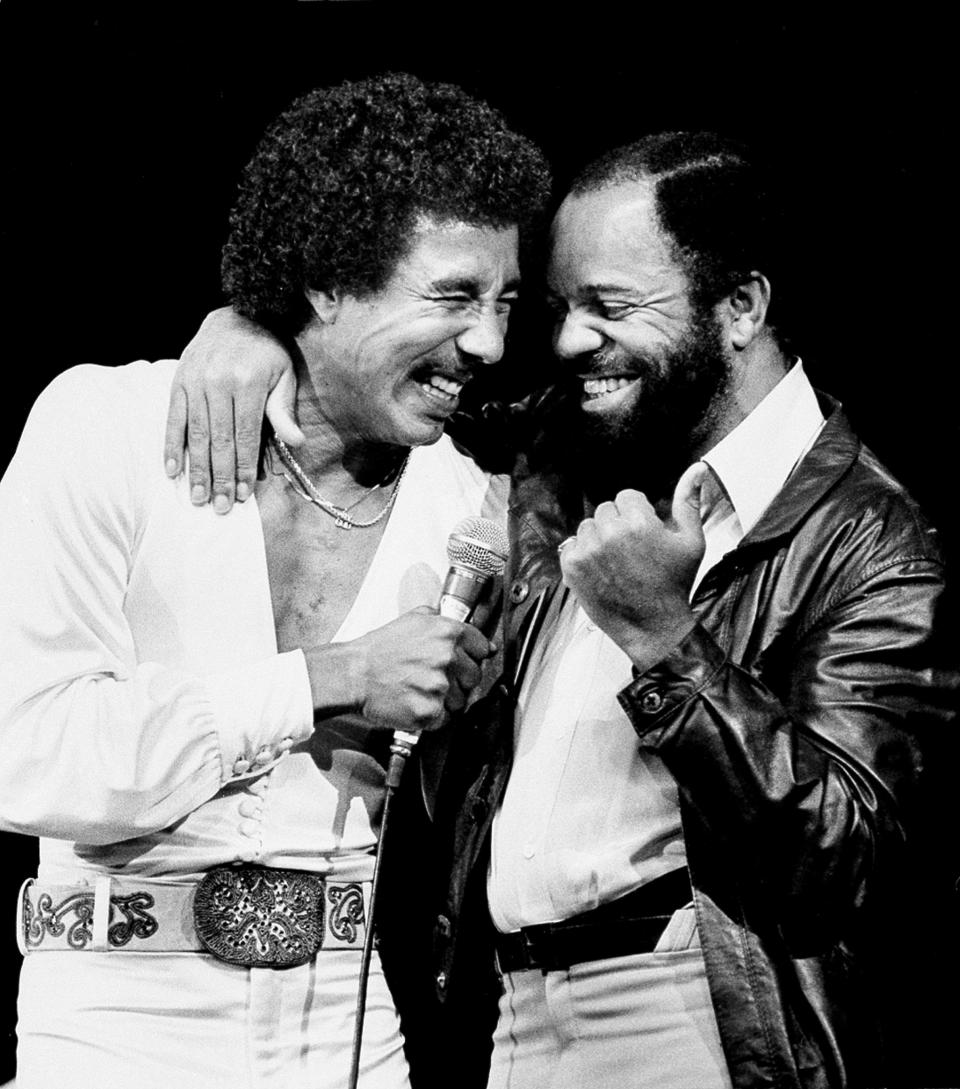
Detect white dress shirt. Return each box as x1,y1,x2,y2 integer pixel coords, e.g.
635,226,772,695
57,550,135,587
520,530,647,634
0,359,507,886
488,362,825,931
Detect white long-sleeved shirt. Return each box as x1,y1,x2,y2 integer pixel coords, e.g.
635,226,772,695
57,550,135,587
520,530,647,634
0,359,507,884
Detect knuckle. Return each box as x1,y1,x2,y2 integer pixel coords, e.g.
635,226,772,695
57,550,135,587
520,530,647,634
209,427,235,449
187,425,210,450
231,360,264,386
411,700,439,729
235,424,262,448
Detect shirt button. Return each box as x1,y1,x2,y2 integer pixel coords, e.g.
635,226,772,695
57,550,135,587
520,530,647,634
277,737,294,752
638,687,665,714
239,819,260,837
523,843,535,859
238,798,262,818
253,748,274,765
233,758,251,775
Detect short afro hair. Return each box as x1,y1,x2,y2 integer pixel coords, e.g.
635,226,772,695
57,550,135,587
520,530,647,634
222,72,553,336
570,132,798,352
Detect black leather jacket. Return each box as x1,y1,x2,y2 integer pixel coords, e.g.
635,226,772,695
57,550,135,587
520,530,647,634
431,392,958,1089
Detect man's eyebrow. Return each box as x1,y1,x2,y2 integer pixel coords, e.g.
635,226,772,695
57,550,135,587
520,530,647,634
429,276,522,295
583,281,639,297
544,281,638,301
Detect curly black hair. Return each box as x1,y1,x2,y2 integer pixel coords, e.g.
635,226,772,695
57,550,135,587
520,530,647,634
221,72,553,337
570,132,799,353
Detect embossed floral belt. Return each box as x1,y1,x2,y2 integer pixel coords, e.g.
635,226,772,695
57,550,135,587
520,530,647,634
18,865,370,969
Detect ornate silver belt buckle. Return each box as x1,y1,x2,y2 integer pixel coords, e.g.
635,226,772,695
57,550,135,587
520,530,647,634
193,865,325,968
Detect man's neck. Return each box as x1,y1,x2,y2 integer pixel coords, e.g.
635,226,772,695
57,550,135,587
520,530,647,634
692,340,792,461
281,347,408,494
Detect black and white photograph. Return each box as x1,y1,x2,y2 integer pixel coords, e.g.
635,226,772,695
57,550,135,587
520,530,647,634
0,6,955,1088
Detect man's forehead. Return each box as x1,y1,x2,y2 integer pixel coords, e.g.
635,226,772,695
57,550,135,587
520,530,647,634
552,180,658,248
403,215,521,283
547,180,679,289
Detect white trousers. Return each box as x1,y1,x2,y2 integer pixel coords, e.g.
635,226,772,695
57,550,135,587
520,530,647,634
488,909,732,1089
16,948,409,1089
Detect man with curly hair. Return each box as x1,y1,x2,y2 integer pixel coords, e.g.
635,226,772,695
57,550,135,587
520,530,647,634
163,129,956,1089
0,72,551,1089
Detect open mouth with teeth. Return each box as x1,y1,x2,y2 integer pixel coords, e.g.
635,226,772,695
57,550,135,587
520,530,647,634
416,370,467,412
581,375,639,404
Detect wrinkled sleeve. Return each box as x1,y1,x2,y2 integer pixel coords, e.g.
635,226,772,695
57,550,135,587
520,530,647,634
0,366,313,845
618,559,956,938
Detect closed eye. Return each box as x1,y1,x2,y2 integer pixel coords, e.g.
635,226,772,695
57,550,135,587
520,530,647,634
597,302,635,319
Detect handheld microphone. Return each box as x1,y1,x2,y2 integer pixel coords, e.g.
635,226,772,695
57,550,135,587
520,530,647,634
390,516,509,763
438,515,510,621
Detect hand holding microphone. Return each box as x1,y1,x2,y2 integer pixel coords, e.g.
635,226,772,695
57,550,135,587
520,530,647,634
389,516,508,759
306,516,508,737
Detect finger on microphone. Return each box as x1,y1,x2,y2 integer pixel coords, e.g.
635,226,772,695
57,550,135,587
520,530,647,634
459,623,496,661
670,461,709,537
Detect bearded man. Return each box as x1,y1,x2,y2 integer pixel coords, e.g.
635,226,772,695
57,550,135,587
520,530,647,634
163,132,956,1089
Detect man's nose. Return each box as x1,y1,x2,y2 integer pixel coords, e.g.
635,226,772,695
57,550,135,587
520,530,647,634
553,314,604,359
455,308,508,366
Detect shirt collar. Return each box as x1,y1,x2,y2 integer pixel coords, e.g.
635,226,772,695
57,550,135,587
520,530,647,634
700,361,825,536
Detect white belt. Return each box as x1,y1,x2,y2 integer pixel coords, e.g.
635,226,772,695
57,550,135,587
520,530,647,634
18,866,372,968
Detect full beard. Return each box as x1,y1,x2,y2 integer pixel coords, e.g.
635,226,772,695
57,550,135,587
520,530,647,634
570,307,731,507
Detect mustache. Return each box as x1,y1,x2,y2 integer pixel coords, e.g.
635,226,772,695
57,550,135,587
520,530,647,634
570,345,661,380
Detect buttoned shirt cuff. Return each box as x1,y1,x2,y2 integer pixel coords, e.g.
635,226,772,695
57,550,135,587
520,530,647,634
617,623,727,741
206,650,315,782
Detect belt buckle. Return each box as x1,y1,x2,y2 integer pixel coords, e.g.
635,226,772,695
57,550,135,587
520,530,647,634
519,924,554,972
193,865,325,969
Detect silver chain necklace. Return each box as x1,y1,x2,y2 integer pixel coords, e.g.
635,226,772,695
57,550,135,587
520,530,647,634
271,436,410,530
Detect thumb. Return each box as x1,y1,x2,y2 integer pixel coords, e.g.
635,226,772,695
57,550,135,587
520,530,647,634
670,461,709,544
266,366,306,447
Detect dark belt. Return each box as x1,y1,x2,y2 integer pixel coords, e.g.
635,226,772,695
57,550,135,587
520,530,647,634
494,867,692,974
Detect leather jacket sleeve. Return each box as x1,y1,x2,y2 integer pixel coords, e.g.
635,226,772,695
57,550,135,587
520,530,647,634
618,554,956,952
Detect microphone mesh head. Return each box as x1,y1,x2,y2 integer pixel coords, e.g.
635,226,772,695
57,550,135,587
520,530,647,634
447,517,509,576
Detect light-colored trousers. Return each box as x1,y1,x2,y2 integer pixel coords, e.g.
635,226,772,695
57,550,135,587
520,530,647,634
16,948,409,1089
488,907,732,1089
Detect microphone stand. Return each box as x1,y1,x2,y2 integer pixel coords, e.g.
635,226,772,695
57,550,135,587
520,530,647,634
346,728,419,1089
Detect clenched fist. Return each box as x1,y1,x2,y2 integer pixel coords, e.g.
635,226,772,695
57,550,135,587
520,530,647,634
559,462,708,672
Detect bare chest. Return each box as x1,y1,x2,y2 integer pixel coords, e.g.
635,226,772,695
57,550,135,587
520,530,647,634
258,489,389,651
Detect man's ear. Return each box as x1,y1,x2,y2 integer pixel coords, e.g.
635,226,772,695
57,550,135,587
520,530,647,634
304,288,342,325
722,272,771,349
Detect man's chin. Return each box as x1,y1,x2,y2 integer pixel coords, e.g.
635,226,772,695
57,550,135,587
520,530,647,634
572,412,693,506
402,413,447,447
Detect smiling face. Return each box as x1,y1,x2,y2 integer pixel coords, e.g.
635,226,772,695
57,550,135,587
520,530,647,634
304,217,521,449
546,180,732,502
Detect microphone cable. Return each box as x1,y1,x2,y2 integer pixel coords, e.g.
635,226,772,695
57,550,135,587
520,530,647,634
346,730,418,1089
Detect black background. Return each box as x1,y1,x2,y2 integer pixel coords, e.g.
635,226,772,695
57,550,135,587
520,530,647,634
0,4,955,1086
